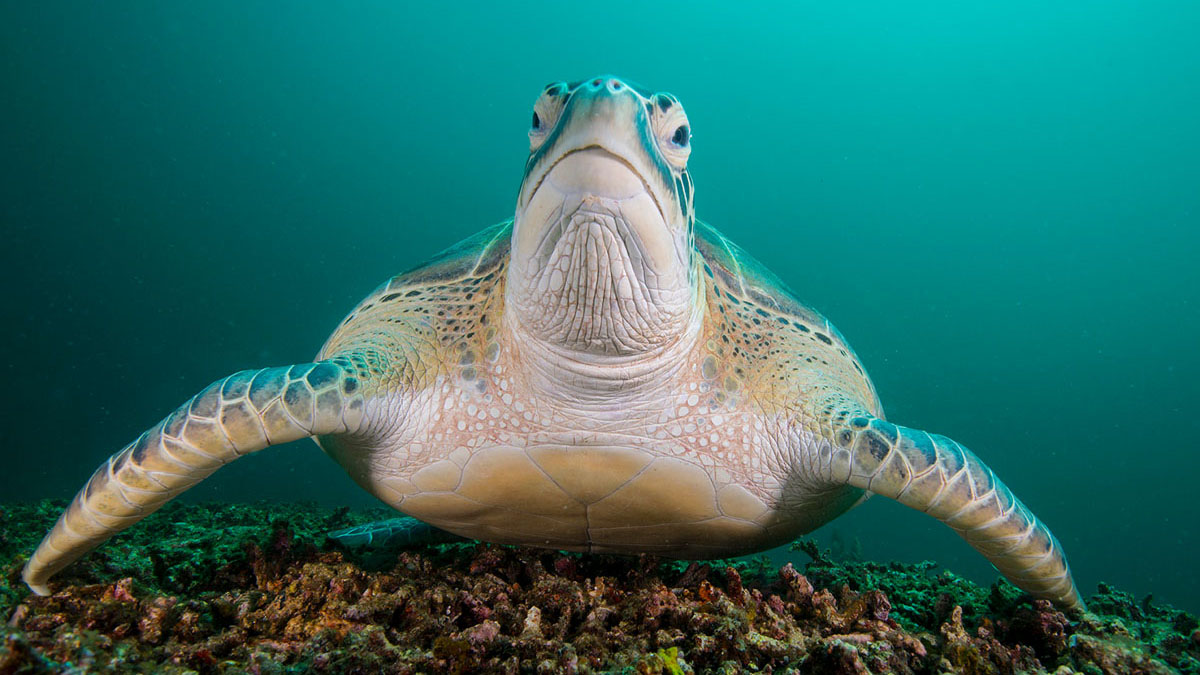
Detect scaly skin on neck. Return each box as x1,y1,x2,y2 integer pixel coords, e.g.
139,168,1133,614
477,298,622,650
506,193,695,356
501,283,706,408
504,183,705,401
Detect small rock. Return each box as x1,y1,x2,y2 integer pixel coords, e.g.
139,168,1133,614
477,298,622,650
463,619,501,647
521,606,543,639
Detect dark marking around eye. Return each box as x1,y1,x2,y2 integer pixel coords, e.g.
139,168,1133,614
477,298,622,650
657,95,673,112
672,125,690,147
531,111,542,130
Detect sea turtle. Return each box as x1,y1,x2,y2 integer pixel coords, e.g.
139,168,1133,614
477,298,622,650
23,76,1084,611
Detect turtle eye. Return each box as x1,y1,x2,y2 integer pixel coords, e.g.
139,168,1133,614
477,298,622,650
652,98,691,170
671,125,690,148
528,91,563,153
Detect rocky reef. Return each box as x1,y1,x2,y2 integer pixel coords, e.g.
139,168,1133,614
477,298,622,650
2,501,1196,673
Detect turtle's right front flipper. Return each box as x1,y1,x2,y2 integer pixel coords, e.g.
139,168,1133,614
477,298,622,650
23,358,372,595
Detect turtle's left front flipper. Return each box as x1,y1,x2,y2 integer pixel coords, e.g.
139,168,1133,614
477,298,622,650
827,415,1085,612
23,359,370,595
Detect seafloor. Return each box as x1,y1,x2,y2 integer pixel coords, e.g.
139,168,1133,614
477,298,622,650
1,501,1196,674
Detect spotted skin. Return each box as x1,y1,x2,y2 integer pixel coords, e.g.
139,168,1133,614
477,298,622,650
314,223,868,558
24,76,1083,612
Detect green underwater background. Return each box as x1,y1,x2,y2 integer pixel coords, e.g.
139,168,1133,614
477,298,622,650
2,0,1197,623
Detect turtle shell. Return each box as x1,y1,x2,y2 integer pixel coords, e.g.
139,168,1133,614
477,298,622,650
694,220,882,417
390,220,513,287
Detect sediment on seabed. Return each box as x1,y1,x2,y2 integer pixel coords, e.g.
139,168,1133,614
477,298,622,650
1,501,1196,673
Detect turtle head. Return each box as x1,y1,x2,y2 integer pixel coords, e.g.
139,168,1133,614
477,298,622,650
509,76,698,357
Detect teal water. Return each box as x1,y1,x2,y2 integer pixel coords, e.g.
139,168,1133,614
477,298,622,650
2,3,1196,612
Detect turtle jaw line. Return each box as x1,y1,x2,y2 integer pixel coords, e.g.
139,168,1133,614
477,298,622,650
525,145,668,226
516,145,680,276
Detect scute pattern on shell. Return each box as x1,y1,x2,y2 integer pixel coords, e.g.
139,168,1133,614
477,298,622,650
693,220,882,423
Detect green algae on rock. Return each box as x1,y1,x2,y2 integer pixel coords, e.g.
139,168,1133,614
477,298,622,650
2,501,1197,673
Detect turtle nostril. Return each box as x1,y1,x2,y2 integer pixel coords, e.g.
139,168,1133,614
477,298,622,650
592,78,603,87
609,79,622,91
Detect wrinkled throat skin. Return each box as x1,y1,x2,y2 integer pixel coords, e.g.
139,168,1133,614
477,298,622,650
508,150,694,357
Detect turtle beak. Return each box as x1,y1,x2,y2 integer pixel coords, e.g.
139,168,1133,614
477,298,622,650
514,77,681,280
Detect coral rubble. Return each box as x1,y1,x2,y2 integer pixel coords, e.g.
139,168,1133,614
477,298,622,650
1,501,1196,673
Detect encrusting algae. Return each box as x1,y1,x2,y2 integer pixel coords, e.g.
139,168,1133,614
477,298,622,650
2,501,1196,673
